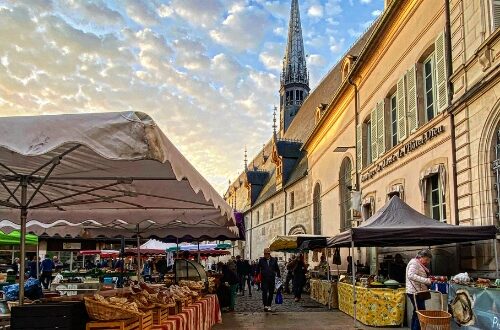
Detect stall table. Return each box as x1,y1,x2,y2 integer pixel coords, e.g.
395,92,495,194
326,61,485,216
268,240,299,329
448,283,500,330
337,282,405,327
166,294,221,330
309,279,338,308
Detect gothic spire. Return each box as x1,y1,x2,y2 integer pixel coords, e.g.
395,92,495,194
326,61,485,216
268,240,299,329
281,0,308,87
244,146,248,172
273,106,277,136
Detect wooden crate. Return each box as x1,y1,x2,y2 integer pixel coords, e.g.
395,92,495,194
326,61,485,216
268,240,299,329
140,311,153,330
151,307,169,325
12,301,88,330
86,317,140,330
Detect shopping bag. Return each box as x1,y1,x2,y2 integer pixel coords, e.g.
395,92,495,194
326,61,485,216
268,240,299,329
275,276,282,290
275,289,283,304
255,273,262,284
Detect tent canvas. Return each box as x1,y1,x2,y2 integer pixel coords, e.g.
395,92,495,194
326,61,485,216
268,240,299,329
269,234,328,252
0,230,37,245
0,112,238,302
327,196,497,247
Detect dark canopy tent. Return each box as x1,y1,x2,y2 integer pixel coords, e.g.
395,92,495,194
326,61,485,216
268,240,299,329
327,196,498,247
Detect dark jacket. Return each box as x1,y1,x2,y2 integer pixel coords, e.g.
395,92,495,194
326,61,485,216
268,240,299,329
221,264,239,285
293,260,307,284
258,257,280,281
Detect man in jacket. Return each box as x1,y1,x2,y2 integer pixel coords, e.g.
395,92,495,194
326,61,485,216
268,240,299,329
258,248,281,312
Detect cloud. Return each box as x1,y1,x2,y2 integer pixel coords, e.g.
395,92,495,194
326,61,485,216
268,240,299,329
307,54,325,67
258,42,284,71
308,5,324,18
360,0,372,3
329,36,345,53
124,0,159,26
168,0,224,28
209,5,271,52
372,9,382,16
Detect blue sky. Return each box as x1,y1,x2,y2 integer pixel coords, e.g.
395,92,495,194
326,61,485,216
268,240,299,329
0,0,383,193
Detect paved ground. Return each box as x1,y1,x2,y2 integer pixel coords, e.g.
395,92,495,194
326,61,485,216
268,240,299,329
214,289,410,330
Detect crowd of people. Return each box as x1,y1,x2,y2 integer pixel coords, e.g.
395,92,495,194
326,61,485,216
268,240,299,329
216,248,310,312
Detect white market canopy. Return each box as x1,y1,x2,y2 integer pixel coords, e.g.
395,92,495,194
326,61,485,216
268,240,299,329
0,111,237,237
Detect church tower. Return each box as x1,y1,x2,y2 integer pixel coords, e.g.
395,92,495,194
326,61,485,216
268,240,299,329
280,0,309,137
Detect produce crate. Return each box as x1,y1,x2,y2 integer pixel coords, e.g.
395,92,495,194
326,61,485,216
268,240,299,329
151,307,169,325
140,311,153,330
86,317,140,330
11,301,88,330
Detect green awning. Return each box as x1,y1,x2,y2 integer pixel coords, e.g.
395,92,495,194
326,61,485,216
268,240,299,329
0,231,38,246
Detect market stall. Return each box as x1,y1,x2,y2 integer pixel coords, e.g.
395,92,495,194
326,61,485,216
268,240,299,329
326,196,498,328
309,279,338,308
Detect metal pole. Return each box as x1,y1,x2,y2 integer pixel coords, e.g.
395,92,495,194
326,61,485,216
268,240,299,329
136,224,141,280
36,243,39,278
494,238,499,278
351,241,357,329
70,251,73,272
19,177,28,304
197,242,200,263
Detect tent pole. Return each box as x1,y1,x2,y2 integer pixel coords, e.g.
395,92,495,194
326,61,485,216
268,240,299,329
494,238,499,278
351,241,357,329
36,242,39,278
136,224,141,280
19,177,28,305
70,251,73,272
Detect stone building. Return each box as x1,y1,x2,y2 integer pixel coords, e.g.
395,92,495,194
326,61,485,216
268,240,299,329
226,0,499,276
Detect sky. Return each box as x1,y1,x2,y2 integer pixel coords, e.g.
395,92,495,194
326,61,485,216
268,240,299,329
0,0,384,194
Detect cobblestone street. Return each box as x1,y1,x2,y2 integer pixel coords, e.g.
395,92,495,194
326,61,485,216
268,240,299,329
214,289,410,330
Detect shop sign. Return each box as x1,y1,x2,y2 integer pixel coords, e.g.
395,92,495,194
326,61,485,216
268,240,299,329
63,242,81,250
361,125,445,182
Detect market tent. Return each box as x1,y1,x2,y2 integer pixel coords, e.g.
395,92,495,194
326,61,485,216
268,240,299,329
140,239,176,251
0,111,238,302
269,234,328,252
167,243,218,252
0,230,37,245
327,196,498,247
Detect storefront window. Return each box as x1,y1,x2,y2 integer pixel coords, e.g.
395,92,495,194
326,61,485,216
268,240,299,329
313,183,322,235
427,174,446,222
493,128,500,220
340,158,352,230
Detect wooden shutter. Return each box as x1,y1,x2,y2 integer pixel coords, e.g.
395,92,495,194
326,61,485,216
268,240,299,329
356,124,362,171
435,32,448,113
406,65,418,133
371,107,378,161
377,101,385,156
396,76,407,141
493,0,500,30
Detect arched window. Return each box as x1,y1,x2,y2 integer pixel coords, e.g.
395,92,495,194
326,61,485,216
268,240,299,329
313,183,322,235
340,158,353,231
493,126,500,220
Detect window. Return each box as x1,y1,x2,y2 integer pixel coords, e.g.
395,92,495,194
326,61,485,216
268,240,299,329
423,54,437,122
261,227,265,236
365,119,373,165
492,0,500,30
493,128,500,219
427,174,447,222
289,191,295,210
256,211,260,225
270,203,274,219
313,183,322,235
339,158,352,230
390,93,398,147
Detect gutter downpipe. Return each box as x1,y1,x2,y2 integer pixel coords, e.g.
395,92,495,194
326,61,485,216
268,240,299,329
445,0,459,226
348,71,359,330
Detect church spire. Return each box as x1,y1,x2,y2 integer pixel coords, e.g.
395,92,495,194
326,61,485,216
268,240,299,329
279,0,309,137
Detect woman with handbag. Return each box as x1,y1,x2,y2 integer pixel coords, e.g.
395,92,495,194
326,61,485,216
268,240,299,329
292,254,307,302
406,249,436,330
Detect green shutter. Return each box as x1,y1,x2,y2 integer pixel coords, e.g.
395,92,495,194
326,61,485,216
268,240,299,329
396,76,407,141
371,107,378,161
406,65,418,133
377,101,385,156
493,0,500,30
356,124,362,171
435,32,448,113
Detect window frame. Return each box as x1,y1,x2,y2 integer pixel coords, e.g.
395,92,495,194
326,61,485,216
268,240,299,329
427,174,447,222
289,191,295,210
423,53,437,123
390,93,398,148
313,183,322,235
270,203,274,219
365,119,372,165
339,158,353,231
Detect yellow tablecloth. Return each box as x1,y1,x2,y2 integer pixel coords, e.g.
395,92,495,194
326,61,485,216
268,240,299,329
337,282,405,326
310,279,338,308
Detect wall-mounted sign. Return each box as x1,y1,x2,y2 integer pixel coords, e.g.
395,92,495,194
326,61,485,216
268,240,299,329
63,242,81,250
361,125,445,182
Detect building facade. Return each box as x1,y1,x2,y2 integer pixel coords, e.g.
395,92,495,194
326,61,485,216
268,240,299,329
227,0,499,275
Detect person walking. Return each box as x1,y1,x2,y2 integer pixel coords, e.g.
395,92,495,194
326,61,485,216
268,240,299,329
220,262,239,312
292,254,307,302
235,255,244,294
10,258,20,276
40,255,55,289
242,259,252,296
285,255,296,294
406,249,435,330
257,248,281,312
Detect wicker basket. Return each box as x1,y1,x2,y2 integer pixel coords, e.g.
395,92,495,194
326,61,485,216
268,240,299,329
84,297,144,321
417,310,452,330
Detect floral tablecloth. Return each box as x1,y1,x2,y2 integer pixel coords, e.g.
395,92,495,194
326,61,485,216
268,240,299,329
309,279,338,308
337,282,405,326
